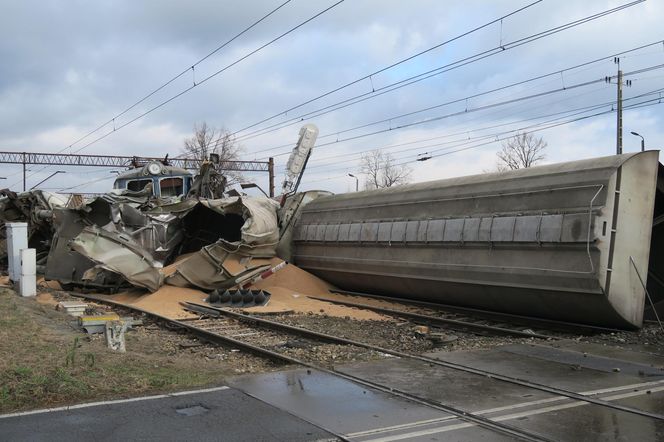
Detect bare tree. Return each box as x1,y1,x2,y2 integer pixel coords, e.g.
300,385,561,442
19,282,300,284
496,132,547,170
360,149,412,189
182,122,245,185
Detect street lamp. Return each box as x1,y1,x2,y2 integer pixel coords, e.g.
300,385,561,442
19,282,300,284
30,171,66,190
348,173,359,192
630,131,645,152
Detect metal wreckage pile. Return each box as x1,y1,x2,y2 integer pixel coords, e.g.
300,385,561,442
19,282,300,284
0,125,323,303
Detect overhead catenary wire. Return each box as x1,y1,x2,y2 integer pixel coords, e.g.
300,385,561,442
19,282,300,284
141,1,650,164
183,0,649,161
287,72,663,171
10,0,650,190
67,0,346,155
315,87,664,175
302,83,616,169
57,174,118,192
302,91,616,172
65,0,294,153
243,17,655,159
304,100,663,186
408,88,664,159
228,0,545,138
8,1,293,188
257,63,664,163
16,0,345,188
231,0,646,147
393,96,664,166
296,47,664,150
296,86,611,169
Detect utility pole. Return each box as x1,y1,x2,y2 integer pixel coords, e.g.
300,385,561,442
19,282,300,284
22,152,26,192
616,68,623,154
268,157,275,197
606,57,632,155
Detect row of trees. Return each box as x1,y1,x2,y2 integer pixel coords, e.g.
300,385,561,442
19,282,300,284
182,122,547,191
357,131,547,189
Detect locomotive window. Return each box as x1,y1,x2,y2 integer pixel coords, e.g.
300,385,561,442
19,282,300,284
127,179,152,192
160,177,184,197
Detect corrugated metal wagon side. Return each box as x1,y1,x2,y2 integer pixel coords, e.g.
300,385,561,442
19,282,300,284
292,151,662,329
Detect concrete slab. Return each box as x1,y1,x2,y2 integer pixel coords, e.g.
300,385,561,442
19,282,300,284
337,357,664,441
228,368,448,436
339,381,664,441
540,340,664,368
614,389,664,415
501,344,664,376
0,387,336,442
338,357,556,411
502,396,664,441
426,345,664,392
334,343,664,441
624,343,664,357
228,368,523,441
348,420,519,441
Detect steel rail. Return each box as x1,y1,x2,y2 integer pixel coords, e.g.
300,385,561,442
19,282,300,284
308,296,553,339
185,301,664,423
71,293,550,442
329,289,623,334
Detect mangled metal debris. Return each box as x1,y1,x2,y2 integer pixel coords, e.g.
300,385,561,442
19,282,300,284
71,225,165,292
0,189,67,267
0,125,320,299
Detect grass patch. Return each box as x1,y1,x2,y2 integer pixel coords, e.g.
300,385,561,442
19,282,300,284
0,288,234,413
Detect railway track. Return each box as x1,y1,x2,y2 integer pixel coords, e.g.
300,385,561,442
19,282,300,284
75,294,552,442
313,289,625,338
73,292,664,442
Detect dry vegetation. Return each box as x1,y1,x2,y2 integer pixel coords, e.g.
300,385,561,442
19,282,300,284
0,288,277,413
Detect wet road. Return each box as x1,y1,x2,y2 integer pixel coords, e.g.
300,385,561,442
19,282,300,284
230,341,664,441
2,341,663,441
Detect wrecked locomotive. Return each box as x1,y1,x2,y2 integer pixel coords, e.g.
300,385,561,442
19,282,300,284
112,161,193,198
0,125,319,297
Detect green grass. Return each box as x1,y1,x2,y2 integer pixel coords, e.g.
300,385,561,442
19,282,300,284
0,289,229,413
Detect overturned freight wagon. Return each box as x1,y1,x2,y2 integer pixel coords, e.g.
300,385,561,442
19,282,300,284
291,151,663,329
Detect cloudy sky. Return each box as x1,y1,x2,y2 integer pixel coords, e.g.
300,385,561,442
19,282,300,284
1,0,663,194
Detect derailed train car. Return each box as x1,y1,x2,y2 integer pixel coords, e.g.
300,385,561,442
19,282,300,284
291,151,663,329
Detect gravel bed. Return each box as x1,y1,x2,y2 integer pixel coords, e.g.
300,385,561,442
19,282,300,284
582,322,664,354
248,312,557,355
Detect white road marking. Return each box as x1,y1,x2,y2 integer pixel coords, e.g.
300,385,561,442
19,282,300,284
0,386,230,419
349,380,664,441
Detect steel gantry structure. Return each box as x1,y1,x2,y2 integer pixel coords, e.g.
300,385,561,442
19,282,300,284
0,151,275,196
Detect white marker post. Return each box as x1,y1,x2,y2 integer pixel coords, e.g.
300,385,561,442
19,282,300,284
6,222,28,283
20,248,36,297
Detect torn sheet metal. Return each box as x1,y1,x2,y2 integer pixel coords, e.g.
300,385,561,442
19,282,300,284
71,226,164,292
154,196,281,255
45,208,126,289
48,195,279,292
166,245,272,291
0,189,68,262
44,193,169,290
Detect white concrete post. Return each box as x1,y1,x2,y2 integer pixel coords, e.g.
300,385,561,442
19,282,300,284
20,248,36,297
6,222,28,283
